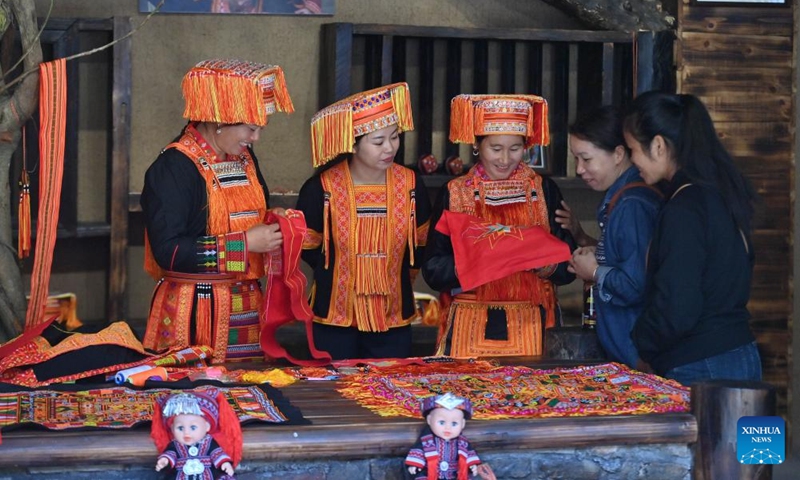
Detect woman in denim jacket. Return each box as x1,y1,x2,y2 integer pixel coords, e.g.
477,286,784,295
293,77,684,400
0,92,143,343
556,106,662,370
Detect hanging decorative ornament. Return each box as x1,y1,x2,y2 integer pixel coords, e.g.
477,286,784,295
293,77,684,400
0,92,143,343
445,155,464,176
417,153,439,174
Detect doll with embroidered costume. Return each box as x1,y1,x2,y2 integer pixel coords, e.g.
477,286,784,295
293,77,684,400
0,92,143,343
151,389,242,479
405,393,481,480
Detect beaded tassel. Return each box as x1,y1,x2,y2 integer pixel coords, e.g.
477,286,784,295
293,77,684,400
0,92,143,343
18,169,31,259
195,283,213,347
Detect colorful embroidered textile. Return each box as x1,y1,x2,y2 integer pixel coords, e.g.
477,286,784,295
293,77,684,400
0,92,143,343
314,161,422,331
25,59,67,330
0,322,212,388
310,82,413,167
435,210,571,292
338,362,689,419
0,384,304,431
449,94,549,148
182,59,293,126
260,209,331,366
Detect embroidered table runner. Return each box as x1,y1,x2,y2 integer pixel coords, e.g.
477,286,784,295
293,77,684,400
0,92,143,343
338,362,690,419
0,383,305,431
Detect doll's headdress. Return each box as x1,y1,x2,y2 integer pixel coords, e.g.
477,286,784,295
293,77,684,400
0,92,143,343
310,82,414,167
151,388,243,467
449,94,550,149
182,59,294,127
420,393,473,420
160,391,221,432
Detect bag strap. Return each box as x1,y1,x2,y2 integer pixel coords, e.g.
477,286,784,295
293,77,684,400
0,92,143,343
607,181,664,216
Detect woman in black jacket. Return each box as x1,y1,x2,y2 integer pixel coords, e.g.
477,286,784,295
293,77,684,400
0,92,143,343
624,91,761,385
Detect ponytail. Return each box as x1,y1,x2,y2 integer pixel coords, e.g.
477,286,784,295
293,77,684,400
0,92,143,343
625,91,756,233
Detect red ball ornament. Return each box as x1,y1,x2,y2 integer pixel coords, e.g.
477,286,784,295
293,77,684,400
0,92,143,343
418,153,439,174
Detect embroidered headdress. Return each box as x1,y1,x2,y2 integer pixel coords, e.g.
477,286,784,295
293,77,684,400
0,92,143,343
151,388,243,467
182,59,294,127
310,82,414,167
420,392,473,420
449,94,550,148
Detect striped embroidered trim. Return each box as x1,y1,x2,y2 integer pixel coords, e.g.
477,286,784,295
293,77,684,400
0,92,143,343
223,231,248,273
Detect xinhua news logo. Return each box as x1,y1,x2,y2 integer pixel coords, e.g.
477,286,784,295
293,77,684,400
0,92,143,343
737,416,785,465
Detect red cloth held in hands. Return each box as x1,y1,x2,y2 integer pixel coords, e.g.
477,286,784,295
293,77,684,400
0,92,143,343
260,209,331,366
435,210,571,292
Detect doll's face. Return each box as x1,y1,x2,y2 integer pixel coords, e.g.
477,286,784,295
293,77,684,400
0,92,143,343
170,414,211,446
426,407,466,441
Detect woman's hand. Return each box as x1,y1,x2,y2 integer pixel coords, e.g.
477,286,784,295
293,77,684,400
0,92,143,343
555,200,596,247
246,223,283,253
569,246,598,282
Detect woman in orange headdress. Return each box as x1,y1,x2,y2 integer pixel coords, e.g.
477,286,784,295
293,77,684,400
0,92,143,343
140,59,294,364
423,95,576,358
296,83,431,360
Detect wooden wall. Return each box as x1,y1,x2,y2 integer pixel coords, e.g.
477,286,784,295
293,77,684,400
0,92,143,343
677,0,793,413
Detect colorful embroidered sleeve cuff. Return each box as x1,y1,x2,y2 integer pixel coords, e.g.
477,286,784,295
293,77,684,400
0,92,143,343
303,228,323,250
220,232,248,273
195,232,248,273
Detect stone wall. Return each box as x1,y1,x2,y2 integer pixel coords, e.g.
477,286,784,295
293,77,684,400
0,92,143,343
3,444,691,480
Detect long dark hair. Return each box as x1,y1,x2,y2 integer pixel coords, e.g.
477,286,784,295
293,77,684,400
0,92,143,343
623,91,756,233
569,105,628,156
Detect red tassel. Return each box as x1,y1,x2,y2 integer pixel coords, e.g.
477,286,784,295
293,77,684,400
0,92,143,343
458,455,469,480
195,283,212,347
150,397,171,455
212,390,243,467
426,455,438,480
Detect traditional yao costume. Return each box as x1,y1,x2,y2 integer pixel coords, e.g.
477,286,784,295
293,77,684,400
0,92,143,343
296,83,431,359
151,389,242,480
141,60,294,363
405,393,481,480
423,94,576,357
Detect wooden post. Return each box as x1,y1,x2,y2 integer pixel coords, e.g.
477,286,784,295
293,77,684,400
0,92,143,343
692,380,776,480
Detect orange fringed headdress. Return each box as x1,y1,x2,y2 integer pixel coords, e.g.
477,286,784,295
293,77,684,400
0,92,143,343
449,94,550,149
182,59,294,127
310,82,414,167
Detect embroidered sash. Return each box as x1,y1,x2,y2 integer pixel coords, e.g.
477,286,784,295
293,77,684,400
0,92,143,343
318,162,417,331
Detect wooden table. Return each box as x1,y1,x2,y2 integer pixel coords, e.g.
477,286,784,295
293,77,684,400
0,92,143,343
0,358,697,469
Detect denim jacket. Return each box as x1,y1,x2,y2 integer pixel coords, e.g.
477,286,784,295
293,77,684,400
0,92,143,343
593,166,662,367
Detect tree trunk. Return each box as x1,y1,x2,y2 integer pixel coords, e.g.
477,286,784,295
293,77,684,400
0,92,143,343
543,0,675,33
0,0,42,342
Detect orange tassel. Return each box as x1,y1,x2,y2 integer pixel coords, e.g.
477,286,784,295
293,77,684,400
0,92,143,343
212,390,243,467
408,191,416,266
195,283,212,347
322,192,331,269
17,169,31,259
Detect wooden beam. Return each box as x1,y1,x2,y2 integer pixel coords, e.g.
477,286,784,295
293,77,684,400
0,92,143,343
108,17,132,324
319,23,353,107
681,32,792,69
53,20,80,234
692,380,776,480
681,5,792,36
348,24,633,43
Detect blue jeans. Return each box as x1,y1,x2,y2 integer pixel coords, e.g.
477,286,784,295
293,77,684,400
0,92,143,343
664,341,762,386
